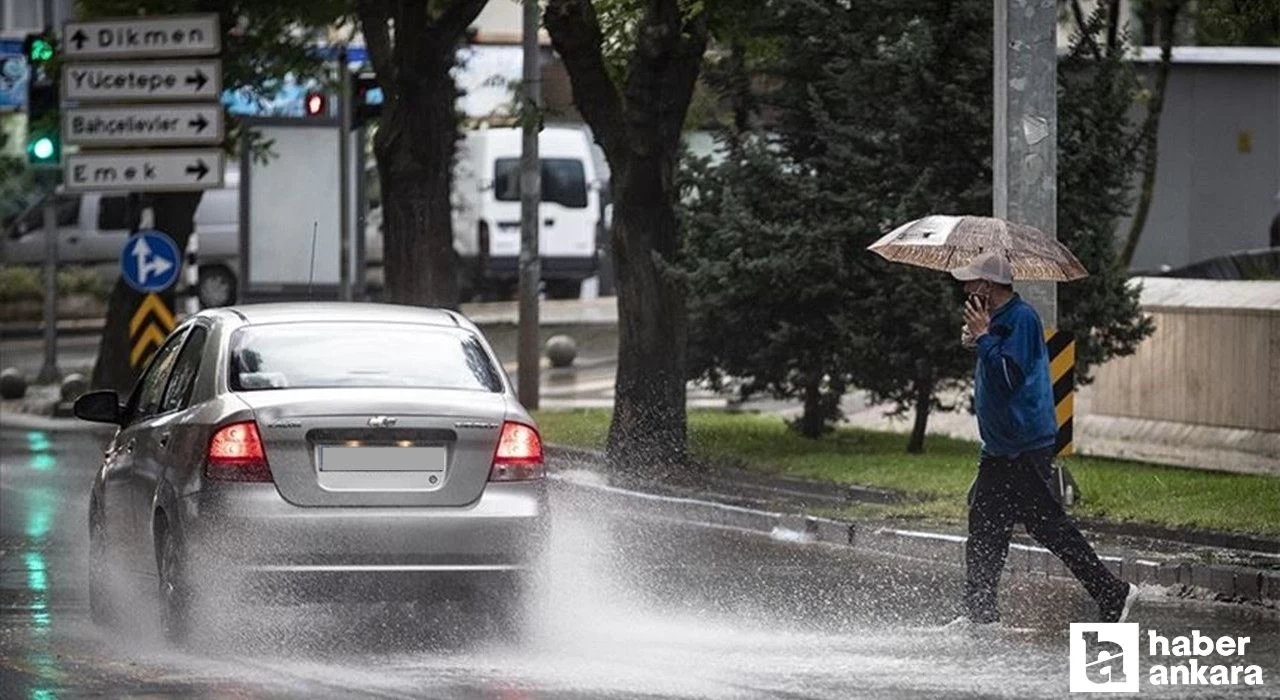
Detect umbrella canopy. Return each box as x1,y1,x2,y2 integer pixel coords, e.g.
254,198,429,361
867,215,1089,281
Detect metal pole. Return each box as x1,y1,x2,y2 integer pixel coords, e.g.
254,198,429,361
338,47,353,302
994,0,1057,327
36,185,60,384
517,0,542,409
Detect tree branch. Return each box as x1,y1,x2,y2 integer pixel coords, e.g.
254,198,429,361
431,0,488,48
622,0,709,157
356,0,397,101
544,0,627,165
1121,0,1184,267
1071,0,1101,61
1105,0,1121,55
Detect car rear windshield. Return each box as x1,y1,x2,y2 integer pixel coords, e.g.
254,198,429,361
229,323,504,393
494,158,589,208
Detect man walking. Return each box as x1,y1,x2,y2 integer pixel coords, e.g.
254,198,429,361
951,252,1136,625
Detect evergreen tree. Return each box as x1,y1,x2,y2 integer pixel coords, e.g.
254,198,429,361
683,0,1153,449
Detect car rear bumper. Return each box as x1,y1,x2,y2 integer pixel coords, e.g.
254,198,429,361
176,480,549,579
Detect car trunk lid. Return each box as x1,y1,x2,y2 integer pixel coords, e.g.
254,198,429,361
237,388,507,507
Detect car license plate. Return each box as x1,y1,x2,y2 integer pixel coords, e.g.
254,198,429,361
318,446,447,472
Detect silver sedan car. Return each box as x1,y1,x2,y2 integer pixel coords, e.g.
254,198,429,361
74,303,548,642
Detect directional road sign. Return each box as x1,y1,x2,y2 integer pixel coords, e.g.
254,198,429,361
63,103,223,147
121,230,181,293
62,59,221,102
64,149,224,192
64,14,220,60
130,293,176,367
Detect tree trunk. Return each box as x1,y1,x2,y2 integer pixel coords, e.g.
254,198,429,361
91,192,202,393
545,0,708,476
374,61,460,309
906,374,934,454
799,374,825,439
605,160,688,472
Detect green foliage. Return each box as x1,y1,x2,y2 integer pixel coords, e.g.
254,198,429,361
683,0,991,444
0,156,39,231
683,0,1154,448
1058,7,1156,383
681,138,861,437
0,265,107,302
536,408,1280,535
1194,0,1280,46
0,265,42,303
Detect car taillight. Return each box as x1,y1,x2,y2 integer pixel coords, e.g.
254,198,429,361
206,421,272,482
489,421,544,481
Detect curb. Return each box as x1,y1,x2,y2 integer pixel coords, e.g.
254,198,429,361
0,318,106,340
546,451,1280,609
545,445,1280,556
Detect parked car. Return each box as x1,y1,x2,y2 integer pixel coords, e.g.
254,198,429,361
73,302,548,642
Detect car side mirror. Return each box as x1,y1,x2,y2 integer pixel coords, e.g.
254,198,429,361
73,390,124,425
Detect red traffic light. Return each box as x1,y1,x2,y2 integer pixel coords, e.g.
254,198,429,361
304,92,328,117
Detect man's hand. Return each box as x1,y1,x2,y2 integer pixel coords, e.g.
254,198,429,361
964,298,990,339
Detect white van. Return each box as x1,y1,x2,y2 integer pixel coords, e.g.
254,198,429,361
452,125,602,299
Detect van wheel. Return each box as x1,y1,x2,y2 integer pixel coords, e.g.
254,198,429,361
545,279,582,300
198,266,236,308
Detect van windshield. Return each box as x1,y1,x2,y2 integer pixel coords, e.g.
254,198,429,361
494,158,589,209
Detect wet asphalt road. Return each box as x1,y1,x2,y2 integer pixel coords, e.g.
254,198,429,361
2,423,1277,699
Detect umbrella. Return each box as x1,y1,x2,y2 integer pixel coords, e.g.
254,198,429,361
867,215,1089,281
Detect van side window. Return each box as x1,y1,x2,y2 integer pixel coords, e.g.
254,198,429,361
98,195,131,230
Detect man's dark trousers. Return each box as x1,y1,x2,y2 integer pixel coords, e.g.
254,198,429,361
964,446,1126,622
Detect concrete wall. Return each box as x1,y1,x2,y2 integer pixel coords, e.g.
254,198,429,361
1126,57,1280,272
1081,278,1280,474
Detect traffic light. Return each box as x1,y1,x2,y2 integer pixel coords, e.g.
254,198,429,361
352,74,383,127
304,91,328,117
24,31,59,168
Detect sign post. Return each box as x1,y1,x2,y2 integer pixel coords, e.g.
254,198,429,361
61,13,222,369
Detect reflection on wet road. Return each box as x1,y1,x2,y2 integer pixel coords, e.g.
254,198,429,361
1,424,1276,698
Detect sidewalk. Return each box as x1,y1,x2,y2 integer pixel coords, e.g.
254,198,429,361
546,445,1280,608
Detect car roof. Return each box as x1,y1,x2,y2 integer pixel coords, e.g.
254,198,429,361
205,302,463,328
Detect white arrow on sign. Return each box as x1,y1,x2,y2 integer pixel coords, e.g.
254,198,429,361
63,150,225,193
131,236,174,285
63,104,224,147
62,60,222,103
63,14,220,60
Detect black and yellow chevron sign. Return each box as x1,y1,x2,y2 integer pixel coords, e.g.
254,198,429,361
130,293,175,368
1045,329,1074,457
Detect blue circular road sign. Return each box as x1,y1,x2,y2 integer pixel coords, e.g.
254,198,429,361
120,230,181,293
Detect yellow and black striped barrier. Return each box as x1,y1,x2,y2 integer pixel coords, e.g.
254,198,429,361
1045,329,1074,457
130,293,176,368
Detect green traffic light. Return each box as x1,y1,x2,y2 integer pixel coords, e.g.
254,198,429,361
28,38,53,62
29,136,55,161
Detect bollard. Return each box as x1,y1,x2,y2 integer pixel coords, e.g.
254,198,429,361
0,368,29,400
60,373,88,403
545,334,578,368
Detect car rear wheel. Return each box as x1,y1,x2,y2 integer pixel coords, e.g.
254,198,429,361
88,514,118,628
156,523,192,644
